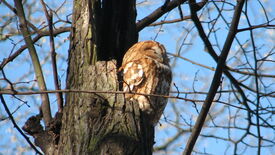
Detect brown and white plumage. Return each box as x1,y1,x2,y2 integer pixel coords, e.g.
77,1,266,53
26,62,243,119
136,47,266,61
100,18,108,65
120,41,172,125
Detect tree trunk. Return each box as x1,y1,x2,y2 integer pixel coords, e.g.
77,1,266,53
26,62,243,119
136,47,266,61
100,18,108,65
55,0,153,154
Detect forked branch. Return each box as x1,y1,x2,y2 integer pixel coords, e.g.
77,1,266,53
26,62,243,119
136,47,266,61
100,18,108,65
183,0,246,154
13,0,52,127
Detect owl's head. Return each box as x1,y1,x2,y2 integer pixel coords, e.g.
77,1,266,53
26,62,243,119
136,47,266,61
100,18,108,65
122,40,170,66
140,41,169,64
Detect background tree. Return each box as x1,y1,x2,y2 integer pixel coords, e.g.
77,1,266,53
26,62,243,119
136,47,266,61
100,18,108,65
0,0,274,154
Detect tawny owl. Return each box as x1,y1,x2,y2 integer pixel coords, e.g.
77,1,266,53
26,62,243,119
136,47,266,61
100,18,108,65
120,41,172,125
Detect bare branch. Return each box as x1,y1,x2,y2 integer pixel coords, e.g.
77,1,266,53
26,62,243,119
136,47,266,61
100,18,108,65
183,0,246,154
1,0,39,32
136,0,188,31
170,52,275,78
238,23,275,32
149,16,191,27
40,0,63,112
243,3,262,154
0,89,259,112
169,52,215,71
0,95,42,155
13,0,52,126
0,27,70,69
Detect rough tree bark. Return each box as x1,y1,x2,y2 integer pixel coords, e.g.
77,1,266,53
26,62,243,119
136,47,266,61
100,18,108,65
56,0,154,154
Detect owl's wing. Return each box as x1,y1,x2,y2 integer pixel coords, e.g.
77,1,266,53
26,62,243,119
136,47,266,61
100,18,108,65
122,61,145,92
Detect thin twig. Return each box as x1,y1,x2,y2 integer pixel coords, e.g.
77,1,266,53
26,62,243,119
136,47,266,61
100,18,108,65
1,0,39,32
0,89,199,102
178,5,184,19
1,88,273,129
0,95,43,155
149,16,191,27
0,88,251,111
40,0,63,112
0,27,70,69
169,53,275,78
168,53,216,71
243,2,262,153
